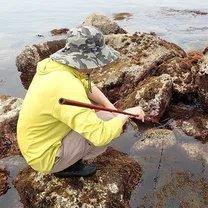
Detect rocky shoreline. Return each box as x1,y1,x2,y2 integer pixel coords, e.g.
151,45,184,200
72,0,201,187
1,13,208,207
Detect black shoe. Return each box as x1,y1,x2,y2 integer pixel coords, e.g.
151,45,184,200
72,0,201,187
53,160,97,178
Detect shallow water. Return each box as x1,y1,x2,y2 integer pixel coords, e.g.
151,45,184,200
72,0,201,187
114,126,208,207
0,0,208,97
0,156,27,208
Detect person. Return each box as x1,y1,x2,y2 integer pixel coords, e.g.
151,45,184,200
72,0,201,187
17,26,145,178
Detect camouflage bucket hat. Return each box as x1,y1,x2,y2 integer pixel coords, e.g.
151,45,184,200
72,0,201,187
50,26,120,69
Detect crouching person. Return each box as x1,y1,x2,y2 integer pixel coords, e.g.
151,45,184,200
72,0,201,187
17,26,145,178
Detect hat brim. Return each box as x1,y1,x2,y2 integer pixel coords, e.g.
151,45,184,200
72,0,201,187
50,45,120,69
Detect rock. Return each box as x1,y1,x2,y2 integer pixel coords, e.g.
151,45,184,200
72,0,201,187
91,32,185,103
82,13,127,35
0,95,22,123
14,147,142,208
50,28,69,36
0,166,10,196
155,52,201,95
113,13,133,21
164,104,208,142
196,53,208,111
0,95,22,159
187,51,204,63
203,47,208,55
180,140,208,164
36,34,44,38
16,39,66,89
115,74,172,121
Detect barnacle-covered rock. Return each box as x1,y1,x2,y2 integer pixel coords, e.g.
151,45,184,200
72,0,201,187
115,74,172,121
0,95,22,159
90,32,185,103
14,147,142,208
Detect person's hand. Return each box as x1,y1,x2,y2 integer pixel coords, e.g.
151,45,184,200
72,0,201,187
124,106,145,122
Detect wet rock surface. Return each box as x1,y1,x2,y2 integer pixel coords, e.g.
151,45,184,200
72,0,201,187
82,13,127,35
163,104,208,143
115,74,172,121
14,147,142,208
0,166,10,196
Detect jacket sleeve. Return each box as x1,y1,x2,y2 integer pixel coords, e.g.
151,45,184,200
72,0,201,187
52,78,123,146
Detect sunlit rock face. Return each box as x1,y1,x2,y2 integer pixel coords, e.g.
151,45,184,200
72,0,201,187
91,32,185,103
0,95,22,159
196,53,208,111
14,147,142,208
82,13,127,35
155,52,203,95
115,74,172,121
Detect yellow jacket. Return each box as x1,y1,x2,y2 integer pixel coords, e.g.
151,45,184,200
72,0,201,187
17,58,122,173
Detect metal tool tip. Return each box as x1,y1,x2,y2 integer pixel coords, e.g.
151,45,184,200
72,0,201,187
59,98,64,104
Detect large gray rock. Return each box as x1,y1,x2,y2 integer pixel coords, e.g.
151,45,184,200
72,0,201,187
82,13,127,35
14,147,142,208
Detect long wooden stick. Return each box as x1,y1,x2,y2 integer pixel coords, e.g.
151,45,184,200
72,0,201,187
59,98,161,125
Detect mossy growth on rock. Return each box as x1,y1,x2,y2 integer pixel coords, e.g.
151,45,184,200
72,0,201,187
14,147,142,208
115,74,172,121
